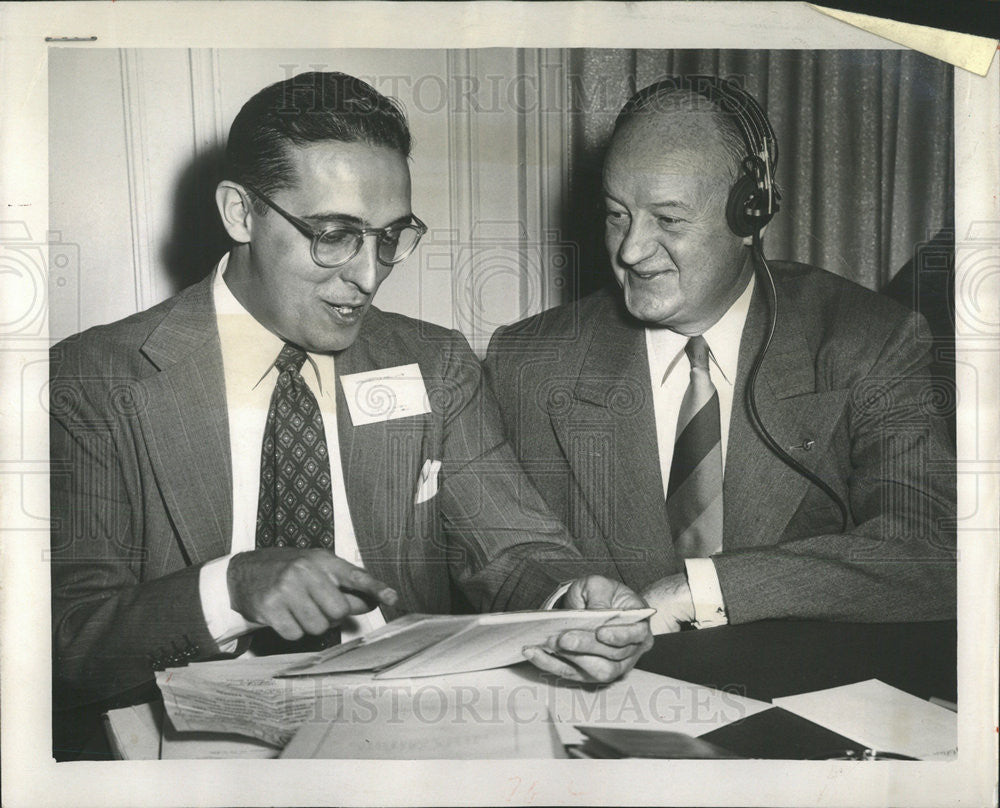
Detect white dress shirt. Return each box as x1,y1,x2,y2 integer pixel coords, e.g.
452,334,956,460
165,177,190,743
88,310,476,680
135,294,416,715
199,255,386,650
645,275,756,628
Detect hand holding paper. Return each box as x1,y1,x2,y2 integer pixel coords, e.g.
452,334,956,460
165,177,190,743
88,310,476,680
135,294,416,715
641,572,696,634
524,575,655,684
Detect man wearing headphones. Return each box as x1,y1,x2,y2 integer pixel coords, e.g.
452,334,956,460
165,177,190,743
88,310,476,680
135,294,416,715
485,78,956,634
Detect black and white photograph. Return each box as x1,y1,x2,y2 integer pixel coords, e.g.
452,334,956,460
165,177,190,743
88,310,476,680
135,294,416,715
1,3,997,807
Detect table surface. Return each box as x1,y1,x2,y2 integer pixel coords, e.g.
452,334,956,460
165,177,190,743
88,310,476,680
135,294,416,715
56,619,957,761
636,619,957,703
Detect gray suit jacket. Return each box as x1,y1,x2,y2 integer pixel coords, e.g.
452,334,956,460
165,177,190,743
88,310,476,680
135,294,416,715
51,274,592,707
485,263,956,624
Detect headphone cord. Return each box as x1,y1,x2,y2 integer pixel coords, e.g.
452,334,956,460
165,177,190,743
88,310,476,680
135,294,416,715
745,232,850,533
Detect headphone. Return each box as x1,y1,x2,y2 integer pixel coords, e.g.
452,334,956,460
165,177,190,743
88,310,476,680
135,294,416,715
708,77,781,238
616,76,850,533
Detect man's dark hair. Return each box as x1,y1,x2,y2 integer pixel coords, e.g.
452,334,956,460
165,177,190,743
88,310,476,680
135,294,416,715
225,71,412,210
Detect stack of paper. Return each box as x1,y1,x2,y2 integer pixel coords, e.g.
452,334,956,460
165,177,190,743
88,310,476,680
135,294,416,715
104,701,280,760
156,654,380,747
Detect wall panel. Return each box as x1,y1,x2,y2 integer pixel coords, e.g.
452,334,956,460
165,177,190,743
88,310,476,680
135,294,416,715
51,49,568,348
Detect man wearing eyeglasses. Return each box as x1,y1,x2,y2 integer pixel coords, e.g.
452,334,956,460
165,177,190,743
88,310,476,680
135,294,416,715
50,72,652,722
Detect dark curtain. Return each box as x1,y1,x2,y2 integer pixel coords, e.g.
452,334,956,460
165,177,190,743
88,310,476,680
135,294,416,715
561,49,954,299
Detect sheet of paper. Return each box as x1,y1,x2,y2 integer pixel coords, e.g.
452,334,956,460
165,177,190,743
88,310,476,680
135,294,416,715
575,726,743,759
772,679,958,760
340,363,431,425
546,667,772,747
344,664,768,748
279,615,474,676
373,608,655,679
281,682,565,759
276,609,653,680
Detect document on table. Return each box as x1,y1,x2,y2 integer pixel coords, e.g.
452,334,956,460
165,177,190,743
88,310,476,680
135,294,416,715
773,679,958,760
156,655,381,747
278,608,655,679
278,614,470,676
158,651,766,757
160,718,280,759
546,667,772,747
280,664,765,759
104,701,280,759
281,675,565,759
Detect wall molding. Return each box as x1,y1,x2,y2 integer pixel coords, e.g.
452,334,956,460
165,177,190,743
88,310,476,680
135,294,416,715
444,48,481,347
444,48,573,351
188,48,225,158
119,49,155,312
518,48,572,314
446,49,477,253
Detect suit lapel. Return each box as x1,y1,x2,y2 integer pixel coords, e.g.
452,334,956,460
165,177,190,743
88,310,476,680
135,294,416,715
724,278,848,547
134,279,233,565
334,310,425,613
551,296,675,579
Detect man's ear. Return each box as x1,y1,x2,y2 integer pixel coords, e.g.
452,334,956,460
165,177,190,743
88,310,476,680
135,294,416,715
216,181,253,244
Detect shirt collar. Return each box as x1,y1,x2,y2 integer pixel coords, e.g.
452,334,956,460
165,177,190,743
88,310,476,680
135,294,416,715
701,272,755,385
213,253,331,394
645,272,756,387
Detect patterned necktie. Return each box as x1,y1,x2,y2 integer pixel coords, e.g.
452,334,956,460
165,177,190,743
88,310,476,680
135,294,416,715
666,335,724,558
254,342,339,652
256,343,335,550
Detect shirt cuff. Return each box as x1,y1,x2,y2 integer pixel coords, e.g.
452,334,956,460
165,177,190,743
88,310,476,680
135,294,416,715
540,581,575,610
199,554,260,651
684,558,729,628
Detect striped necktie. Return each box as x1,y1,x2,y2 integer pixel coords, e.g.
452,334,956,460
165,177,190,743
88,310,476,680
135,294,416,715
666,335,724,558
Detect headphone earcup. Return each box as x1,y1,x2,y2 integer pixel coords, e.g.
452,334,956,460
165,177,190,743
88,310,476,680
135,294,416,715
726,174,771,237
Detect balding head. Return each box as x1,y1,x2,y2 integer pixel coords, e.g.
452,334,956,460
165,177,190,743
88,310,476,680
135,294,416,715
605,109,737,220
612,86,748,185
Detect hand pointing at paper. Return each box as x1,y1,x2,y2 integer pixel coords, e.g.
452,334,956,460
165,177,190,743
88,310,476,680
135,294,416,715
227,549,399,640
523,575,654,683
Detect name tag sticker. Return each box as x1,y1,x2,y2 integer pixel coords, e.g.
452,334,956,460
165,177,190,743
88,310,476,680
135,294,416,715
341,364,431,426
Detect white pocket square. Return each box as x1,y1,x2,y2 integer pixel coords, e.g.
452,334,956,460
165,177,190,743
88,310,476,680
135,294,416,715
414,459,442,505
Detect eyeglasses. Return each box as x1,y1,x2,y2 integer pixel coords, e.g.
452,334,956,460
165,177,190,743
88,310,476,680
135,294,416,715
241,182,427,269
